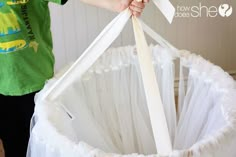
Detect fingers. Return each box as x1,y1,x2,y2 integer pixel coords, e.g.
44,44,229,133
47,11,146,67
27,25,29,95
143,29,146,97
129,0,148,17
129,4,144,13
130,0,145,10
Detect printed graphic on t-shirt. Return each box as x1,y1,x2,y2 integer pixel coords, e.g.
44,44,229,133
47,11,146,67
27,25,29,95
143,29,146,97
0,0,39,54
7,0,29,5
0,10,21,36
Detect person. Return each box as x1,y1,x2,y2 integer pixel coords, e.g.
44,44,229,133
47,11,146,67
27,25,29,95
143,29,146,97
0,0,149,157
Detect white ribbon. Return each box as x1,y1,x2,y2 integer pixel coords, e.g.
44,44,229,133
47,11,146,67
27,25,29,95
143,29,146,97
137,0,175,23
132,16,172,156
152,0,175,23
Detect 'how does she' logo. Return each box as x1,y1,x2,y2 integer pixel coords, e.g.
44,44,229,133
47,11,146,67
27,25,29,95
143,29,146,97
219,4,233,17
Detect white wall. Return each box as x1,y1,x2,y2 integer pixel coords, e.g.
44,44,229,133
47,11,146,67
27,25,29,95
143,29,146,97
49,0,236,78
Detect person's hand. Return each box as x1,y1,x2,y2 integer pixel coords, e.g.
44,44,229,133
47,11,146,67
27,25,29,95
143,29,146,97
129,0,149,17
117,0,149,17
81,0,149,17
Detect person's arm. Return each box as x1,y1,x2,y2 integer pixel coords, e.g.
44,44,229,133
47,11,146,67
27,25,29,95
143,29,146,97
80,0,149,17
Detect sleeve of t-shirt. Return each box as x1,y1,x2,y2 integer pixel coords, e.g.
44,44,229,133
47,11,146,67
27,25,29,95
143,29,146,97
46,0,68,5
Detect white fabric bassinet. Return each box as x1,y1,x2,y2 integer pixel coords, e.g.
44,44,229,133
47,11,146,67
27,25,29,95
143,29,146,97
27,4,236,157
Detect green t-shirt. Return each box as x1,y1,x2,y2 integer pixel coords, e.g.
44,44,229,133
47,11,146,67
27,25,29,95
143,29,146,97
0,0,67,96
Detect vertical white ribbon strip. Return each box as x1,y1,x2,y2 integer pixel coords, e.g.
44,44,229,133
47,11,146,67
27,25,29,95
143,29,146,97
132,16,172,156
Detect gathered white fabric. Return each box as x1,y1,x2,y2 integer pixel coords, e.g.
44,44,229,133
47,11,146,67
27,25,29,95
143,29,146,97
27,6,236,157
